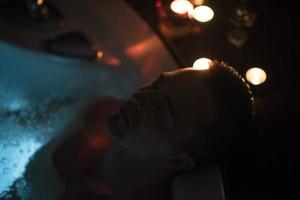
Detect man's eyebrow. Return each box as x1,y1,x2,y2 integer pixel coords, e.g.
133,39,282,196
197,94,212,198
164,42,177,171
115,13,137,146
158,74,166,82
152,74,165,88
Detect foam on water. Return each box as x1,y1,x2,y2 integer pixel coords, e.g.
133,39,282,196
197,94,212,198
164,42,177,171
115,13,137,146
0,90,82,199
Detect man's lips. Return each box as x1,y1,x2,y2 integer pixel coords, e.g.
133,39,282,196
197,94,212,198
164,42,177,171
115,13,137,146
119,107,131,126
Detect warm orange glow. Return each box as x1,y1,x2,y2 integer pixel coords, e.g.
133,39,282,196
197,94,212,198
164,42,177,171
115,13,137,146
192,5,214,22
125,36,160,76
192,0,204,5
246,67,267,85
97,51,104,59
36,0,44,5
193,57,212,70
105,57,121,67
170,0,193,15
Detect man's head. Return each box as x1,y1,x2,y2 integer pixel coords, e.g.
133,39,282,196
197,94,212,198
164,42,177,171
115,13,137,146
107,61,254,171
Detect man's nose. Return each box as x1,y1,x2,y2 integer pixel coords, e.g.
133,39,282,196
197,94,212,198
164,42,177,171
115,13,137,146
127,97,141,111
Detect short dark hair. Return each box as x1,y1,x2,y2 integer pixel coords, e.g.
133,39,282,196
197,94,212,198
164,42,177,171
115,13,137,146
185,61,254,165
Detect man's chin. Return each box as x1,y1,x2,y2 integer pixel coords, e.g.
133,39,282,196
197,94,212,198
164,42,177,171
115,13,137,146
106,113,126,140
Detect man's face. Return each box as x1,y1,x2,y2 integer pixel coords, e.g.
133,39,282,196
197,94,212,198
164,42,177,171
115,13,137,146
107,69,216,157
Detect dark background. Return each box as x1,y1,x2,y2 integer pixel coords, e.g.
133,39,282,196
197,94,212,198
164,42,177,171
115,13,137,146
126,0,299,199
0,0,298,199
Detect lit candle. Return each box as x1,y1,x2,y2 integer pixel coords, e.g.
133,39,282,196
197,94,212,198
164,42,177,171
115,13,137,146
192,5,214,22
193,58,212,70
170,0,193,15
245,67,267,85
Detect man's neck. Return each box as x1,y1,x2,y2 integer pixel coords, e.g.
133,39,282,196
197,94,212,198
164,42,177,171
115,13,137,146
100,141,174,200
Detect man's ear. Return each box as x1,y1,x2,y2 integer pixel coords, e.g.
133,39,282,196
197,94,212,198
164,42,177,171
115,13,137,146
165,152,196,172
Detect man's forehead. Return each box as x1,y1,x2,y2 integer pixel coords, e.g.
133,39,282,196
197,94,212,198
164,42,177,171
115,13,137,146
160,72,210,104
160,69,208,88
162,68,208,79
164,72,216,115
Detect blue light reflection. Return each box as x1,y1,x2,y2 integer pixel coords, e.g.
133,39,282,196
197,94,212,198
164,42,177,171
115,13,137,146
0,138,42,194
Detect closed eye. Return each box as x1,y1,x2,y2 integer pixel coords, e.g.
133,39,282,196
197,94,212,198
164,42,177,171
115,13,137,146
138,85,156,92
163,94,175,127
152,75,165,89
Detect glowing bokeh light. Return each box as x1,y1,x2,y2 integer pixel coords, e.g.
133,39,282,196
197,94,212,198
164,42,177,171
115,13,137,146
193,5,214,22
36,0,44,5
193,58,212,70
245,67,267,85
192,0,204,6
97,51,104,59
170,0,193,14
